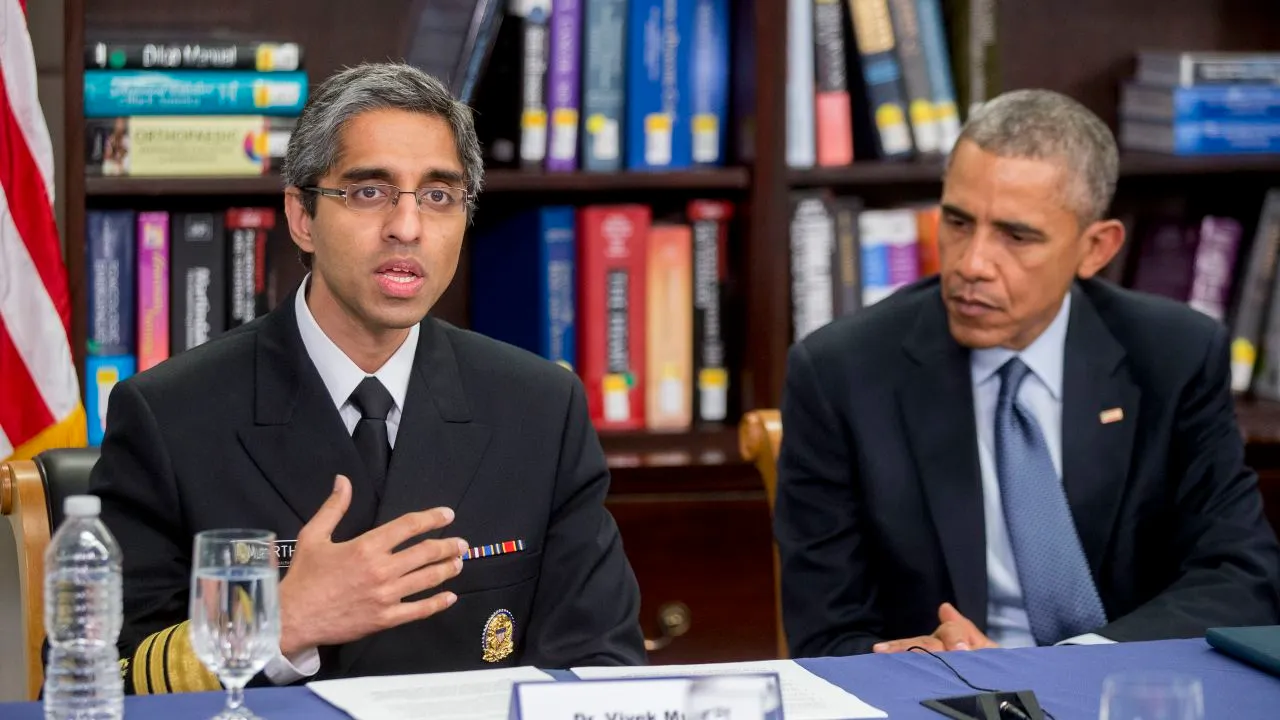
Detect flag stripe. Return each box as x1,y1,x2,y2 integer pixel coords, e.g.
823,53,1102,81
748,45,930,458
0,316,56,450
0,185,80,422
0,0,55,202
0,4,67,339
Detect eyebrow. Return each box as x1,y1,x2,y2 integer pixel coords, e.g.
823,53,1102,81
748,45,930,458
337,166,467,187
940,203,1046,239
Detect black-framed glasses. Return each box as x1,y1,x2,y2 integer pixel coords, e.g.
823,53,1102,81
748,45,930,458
303,182,471,215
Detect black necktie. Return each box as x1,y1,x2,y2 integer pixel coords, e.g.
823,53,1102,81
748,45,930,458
349,376,395,499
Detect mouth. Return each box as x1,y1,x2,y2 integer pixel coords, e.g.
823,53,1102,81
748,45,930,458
374,259,426,298
948,295,999,318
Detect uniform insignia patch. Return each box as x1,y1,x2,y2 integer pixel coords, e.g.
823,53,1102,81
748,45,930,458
482,609,515,663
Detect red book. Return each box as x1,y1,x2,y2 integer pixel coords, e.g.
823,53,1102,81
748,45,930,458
577,204,650,430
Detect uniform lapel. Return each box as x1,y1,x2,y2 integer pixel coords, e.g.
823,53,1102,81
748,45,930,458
898,291,989,629
236,288,379,543
1060,283,1139,579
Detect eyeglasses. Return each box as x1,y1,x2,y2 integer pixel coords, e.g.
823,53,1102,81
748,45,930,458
302,182,471,215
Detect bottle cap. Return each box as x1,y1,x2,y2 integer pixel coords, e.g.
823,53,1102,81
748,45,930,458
64,495,101,517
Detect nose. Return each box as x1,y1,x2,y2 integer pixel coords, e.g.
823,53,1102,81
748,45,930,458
383,191,424,246
955,227,996,282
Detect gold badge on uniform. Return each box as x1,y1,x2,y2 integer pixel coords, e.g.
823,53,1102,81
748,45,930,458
482,609,515,663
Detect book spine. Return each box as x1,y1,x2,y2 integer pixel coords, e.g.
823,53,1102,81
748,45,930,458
689,0,730,166
546,0,584,171
85,41,303,71
689,199,733,422
789,192,835,341
812,0,854,167
577,204,650,430
830,195,863,317
580,0,627,171
1187,216,1243,323
86,209,136,357
83,70,308,117
226,207,275,329
785,0,816,168
170,211,227,353
859,207,919,306
520,0,552,166
913,0,960,152
86,355,136,446
1122,84,1280,123
886,0,940,154
136,211,170,372
85,116,294,177
846,0,915,158
645,224,694,429
1231,190,1280,393
542,207,578,370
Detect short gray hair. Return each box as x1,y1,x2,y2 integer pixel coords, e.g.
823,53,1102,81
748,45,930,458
283,61,484,219
948,89,1118,225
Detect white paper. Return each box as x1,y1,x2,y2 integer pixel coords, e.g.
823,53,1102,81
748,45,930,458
306,665,555,720
571,660,886,720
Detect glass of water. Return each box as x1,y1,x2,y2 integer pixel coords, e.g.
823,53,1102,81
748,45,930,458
1099,672,1204,720
189,529,281,719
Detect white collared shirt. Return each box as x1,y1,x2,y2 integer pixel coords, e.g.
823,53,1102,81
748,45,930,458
969,291,1112,648
262,275,420,685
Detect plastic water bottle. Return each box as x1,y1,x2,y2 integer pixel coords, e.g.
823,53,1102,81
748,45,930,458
43,495,124,720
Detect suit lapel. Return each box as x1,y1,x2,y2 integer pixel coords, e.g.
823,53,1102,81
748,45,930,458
899,293,988,629
1061,284,1139,579
236,289,378,543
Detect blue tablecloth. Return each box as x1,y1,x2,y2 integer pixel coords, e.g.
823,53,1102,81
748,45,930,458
4,639,1278,719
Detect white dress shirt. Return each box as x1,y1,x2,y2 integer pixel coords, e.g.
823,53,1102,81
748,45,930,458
969,292,1112,648
261,276,420,685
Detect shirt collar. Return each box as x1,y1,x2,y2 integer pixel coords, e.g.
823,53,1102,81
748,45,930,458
294,274,418,413
969,290,1071,400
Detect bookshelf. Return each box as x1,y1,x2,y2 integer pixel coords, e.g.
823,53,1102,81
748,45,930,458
59,0,1280,664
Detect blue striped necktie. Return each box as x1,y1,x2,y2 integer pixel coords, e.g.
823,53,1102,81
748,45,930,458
995,357,1107,645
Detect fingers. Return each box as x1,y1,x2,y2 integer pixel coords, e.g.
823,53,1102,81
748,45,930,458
369,506,457,549
390,536,469,577
938,602,967,626
873,636,943,654
387,554,464,601
383,590,459,627
933,622,975,651
300,475,352,543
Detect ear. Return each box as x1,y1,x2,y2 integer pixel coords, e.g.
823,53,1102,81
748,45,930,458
284,188,316,256
1075,218,1126,280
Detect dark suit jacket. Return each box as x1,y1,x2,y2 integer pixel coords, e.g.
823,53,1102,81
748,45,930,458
90,289,646,685
775,276,1280,658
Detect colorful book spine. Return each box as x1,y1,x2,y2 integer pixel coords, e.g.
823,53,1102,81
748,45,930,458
170,211,228,353
859,207,919,306
85,41,303,71
86,209,136,357
1120,119,1280,155
546,0,584,171
645,223,693,430
83,70,308,117
1187,215,1243,322
812,0,853,167
578,204,650,430
86,355,136,446
85,116,294,176
580,0,627,171
136,211,170,372
690,0,730,166
1121,84,1280,122
847,0,914,158
226,208,274,329
625,0,692,170
913,0,961,152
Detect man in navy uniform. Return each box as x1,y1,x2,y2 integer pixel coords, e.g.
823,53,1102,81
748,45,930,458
91,62,646,693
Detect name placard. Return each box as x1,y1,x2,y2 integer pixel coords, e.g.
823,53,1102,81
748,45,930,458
508,674,784,720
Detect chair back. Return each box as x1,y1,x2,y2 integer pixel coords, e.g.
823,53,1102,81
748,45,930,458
738,409,786,658
0,447,100,701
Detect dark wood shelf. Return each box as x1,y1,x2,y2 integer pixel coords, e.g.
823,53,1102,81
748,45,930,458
84,167,751,198
600,425,759,493
1117,152,1280,178
788,161,946,188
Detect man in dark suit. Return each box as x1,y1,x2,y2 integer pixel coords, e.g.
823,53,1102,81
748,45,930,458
91,62,646,695
774,88,1280,658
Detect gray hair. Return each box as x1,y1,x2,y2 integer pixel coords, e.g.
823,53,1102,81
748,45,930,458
948,89,1118,225
283,61,484,220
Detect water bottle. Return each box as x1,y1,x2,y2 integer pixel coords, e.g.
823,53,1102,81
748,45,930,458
43,495,124,720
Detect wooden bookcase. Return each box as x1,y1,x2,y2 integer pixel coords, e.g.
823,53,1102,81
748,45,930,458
61,0,1280,664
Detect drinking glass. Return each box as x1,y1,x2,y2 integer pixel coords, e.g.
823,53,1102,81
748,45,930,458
1099,672,1204,720
189,529,281,719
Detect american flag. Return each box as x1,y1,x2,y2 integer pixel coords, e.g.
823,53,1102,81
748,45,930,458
1,0,86,461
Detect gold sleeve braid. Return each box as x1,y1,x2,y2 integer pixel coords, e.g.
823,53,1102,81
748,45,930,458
128,621,222,695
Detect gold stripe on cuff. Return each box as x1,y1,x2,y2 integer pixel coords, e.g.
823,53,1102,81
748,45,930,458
131,629,161,695
165,621,222,693
147,624,178,695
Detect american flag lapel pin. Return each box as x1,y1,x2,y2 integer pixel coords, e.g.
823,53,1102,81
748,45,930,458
1099,407,1124,424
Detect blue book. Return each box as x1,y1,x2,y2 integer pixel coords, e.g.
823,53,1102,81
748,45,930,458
1121,118,1280,155
625,0,693,170
1122,83,1280,122
86,355,136,446
581,0,628,171
689,0,729,166
83,69,308,117
469,207,577,370
86,209,135,357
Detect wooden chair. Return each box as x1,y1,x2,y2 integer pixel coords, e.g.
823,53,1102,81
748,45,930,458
737,409,786,659
1,448,100,701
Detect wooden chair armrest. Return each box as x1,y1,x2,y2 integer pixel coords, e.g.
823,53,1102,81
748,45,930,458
1,459,52,700
738,409,783,513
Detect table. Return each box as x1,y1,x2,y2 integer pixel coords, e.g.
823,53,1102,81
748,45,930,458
5,639,1278,718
